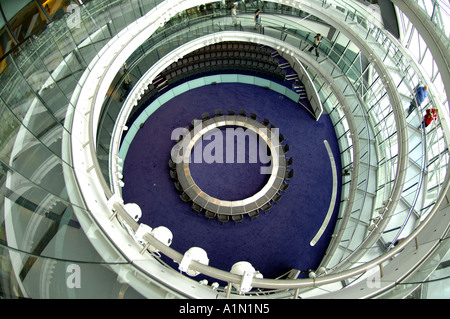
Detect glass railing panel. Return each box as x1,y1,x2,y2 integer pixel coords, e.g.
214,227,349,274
408,136,425,168
0,164,87,262
17,51,70,117
381,235,450,299
119,0,143,26
0,101,21,165
0,108,74,204
3,190,69,253
0,242,167,298
0,164,135,278
81,1,119,36
0,145,71,202
340,218,364,253
104,2,133,34
32,35,84,102
66,20,102,57
140,0,164,15
5,199,83,258
8,105,64,160
0,70,67,156
50,29,86,71
401,169,423,205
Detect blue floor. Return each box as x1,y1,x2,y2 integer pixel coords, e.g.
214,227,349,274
121,82,342,281
189,125,272,201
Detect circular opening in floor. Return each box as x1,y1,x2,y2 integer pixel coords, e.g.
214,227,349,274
188,125,272,201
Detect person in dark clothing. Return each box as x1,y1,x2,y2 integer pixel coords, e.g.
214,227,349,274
254,9,261,30
308,34,322,57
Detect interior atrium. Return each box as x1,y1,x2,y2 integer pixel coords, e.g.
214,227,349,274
0,0,449,299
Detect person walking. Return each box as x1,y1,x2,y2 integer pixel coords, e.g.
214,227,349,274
231,5,237,26
119,62,132,102
419,108,439,130
308,34,322,57
254,9,261,30
407,85,428,115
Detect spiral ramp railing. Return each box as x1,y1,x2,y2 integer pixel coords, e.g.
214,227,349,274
0,0,448,299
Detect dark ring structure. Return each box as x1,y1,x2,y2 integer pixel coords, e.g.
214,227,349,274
171,114,291,217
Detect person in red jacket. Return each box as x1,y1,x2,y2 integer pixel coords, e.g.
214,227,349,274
419,108,439,129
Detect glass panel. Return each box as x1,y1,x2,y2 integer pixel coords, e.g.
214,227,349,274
1,57,67,137
0,239,148,298
0,136,69,200
7,1,47,42
0,100,21,164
